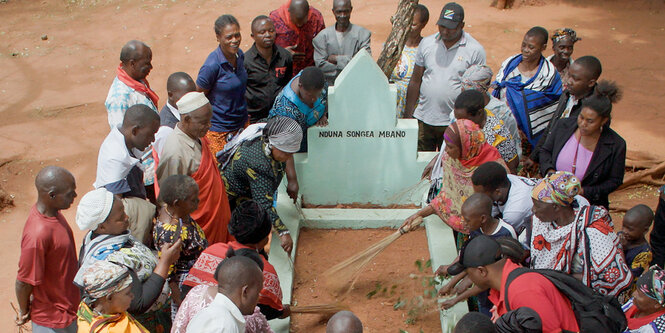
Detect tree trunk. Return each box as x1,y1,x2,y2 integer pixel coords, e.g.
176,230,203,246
377,0,419,79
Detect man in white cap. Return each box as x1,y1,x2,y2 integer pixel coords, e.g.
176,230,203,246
404,2,486,151
94,104,159,245
15,166,79,333
156,91,232,244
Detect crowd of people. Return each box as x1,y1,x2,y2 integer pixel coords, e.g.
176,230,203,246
12,0,665,332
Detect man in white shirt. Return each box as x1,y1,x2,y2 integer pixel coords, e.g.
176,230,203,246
93,104,159,244
471,161,536,235
186,256,264,333
404,2,486,151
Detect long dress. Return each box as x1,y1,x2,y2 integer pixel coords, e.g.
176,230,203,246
428,119,508,248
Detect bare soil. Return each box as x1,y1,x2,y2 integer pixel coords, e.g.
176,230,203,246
291,228,440,333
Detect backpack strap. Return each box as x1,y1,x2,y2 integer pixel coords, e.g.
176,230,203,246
503,266,532,312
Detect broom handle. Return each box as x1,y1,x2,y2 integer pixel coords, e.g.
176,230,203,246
399,216,424,235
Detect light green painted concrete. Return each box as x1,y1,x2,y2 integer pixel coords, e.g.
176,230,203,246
297,50,432,206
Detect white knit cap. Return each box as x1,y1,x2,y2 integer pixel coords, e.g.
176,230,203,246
176,92,209,114
76,188,115,231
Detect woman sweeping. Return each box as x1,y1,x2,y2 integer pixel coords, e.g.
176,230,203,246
402,119,507,248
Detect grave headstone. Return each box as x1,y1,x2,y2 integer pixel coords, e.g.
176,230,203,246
295,50,433,206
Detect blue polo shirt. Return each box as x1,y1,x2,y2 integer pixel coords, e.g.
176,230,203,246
197,46,248,132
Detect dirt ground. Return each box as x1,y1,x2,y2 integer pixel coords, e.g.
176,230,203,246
1,0,665,328
291,228,441,332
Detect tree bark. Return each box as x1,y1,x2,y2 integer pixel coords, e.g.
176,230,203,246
377,0,419,79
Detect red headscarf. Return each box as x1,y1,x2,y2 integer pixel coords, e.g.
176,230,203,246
454,119,503,168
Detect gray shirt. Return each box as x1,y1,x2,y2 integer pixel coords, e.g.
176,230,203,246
313,24,371,85
413,32,486,126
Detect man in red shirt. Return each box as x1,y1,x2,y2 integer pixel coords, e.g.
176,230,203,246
448,235,579,333
15,166,80,332
270,0,326,74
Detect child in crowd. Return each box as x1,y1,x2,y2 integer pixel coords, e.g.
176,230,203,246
435,193,517,315
619,204,654,303
153,175,208,317
622,265,665,332
77,260,149,332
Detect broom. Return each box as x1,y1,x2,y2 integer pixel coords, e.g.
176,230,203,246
290,302,349,314
323,216,424,293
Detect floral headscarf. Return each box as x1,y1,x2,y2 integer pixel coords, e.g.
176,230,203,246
82,260,133,303
638,265,665,306
551,28,581,44
531,171,581,206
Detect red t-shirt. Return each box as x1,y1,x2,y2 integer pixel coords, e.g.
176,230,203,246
489,260,580,333
16,205,80,328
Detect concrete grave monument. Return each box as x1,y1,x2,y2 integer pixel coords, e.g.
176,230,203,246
295,49,430,206
268,50,467,333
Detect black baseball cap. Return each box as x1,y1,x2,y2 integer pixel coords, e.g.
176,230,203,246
448,235,503,275
437,2,464,29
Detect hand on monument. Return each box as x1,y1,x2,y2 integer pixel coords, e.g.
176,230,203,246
315,115,328,127
15,310,30,326
287,180,299,204
328,55,338,64
280,233,294,255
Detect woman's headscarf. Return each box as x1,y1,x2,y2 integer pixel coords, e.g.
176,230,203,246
461,65,493,92
531,171,581,206
227,200,272,244
638,266,665,306
455,119,502,168
551,28,581,44
76,188,115,231
81,260,133,303
263,116,303,153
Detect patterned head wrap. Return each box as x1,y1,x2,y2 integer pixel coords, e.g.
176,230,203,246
263,116,303,153
531,171,581,206
456,119,486,161
461,65,494,92
551,28,580,44
228,200,272,244
81,260,133,303
638,265,665,306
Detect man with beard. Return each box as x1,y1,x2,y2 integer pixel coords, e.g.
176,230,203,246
244,16,294,123
404,2,486,151
313,0,371,85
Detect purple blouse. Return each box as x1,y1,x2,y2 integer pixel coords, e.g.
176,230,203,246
556,134,593,180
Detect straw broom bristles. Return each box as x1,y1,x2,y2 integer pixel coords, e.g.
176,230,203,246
290,302,349,314
323,216,424,293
